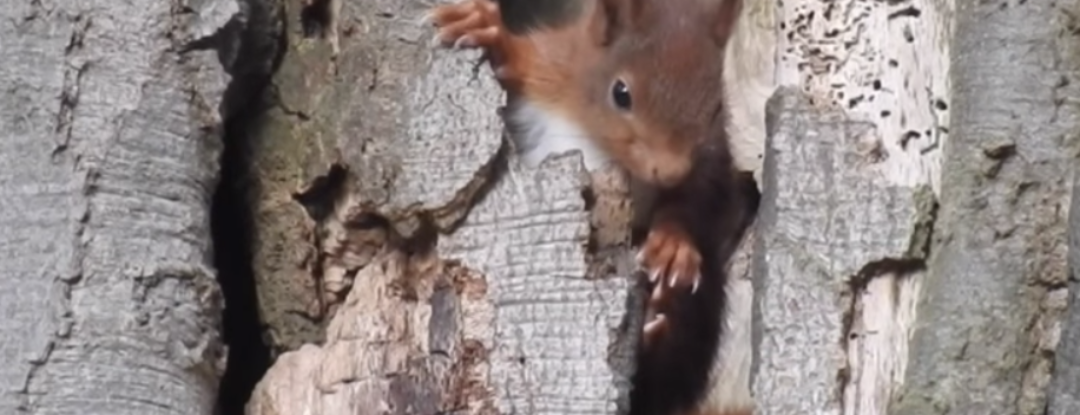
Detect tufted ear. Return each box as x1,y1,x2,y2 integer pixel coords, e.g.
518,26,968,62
588,0,643,46
709,0,743,47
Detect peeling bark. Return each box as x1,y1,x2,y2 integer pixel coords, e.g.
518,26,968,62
752,0,955,409
752,88,933,415
247,154,639,414
245,0,637,412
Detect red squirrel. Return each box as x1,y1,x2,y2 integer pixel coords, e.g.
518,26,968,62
425,0,753,414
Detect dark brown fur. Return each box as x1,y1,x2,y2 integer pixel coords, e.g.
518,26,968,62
629,125,756,415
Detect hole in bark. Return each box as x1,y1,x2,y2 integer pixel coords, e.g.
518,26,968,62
293,162,349,222
579,186,606,257
212,112,274,410
301,0,333,39
211,0,284,411
212,102,273,413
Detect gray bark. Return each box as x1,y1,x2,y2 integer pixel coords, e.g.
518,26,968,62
763,0,952,407
244,0,638,412
751,87,934,415
0,0,234,413
891,0,1080,413
1049,167,1080,414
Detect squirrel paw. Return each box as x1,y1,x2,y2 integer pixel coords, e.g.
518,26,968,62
425,0,501,49
636,217,702,293
641,279,675,348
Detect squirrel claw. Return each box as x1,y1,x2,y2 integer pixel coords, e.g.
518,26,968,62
638,217,702,293
642,313,668,348
452,35,475,49
426,0,501,49
649,276,666,302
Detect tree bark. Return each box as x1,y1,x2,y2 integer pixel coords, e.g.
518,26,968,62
243,0,639,413
892,0,1080,412
751,0,953,408
0,0,234,413
1049,167,1080,415
9,0,1074,412
752,87,935,415
757,0,1080,413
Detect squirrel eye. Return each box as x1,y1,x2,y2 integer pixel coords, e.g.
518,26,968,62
611,79,632,110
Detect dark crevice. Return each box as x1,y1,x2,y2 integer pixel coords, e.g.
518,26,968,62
212,107,272,415
293,162,349,222
737,171,763,232
427,136,512,236
394,215,441,258
210,0,285,414
300,0,333,39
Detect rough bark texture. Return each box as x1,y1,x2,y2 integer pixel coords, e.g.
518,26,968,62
1049,167,1080,415
248,155,639,414
755,0,958,410
0,0,234,413
244,0,639,413
246,0,511,354
891,0,1080,412
751,88,933,415
776,0,951,192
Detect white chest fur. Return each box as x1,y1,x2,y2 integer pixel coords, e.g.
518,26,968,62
503,99,658,227
502,99,612,171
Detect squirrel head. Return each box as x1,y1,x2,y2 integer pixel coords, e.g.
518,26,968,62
574,0,742,187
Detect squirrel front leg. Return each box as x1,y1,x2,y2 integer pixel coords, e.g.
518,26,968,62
427,0,501,49
426,0,532,90
638,200,703,292
637,197,704,346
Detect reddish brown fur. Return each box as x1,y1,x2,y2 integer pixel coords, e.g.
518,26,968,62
428,1,749,415
431,0,740,188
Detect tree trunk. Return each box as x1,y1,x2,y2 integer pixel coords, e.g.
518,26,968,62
756,0,1079,414
750,0,952,408
0,0,234,413
6,0,1079,412
892,0,1079,412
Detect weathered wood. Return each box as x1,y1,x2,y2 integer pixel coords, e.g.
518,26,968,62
247,251,488,414
1049,167,1080,415
440,155,636,414
0,0,234,413
891,0,1080,412
247,0,509,352
775,0,951,192
245,0,637,412
247,154,637,414
755,0,953,408
751,87,934,415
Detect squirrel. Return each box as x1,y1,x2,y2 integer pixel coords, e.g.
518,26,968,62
424,0,755,414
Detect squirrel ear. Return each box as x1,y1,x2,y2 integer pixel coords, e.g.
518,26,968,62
710,0,742,46
589,0,641,46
